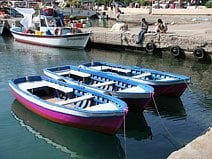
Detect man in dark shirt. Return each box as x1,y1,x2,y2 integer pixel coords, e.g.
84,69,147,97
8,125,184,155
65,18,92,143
136,18,148,44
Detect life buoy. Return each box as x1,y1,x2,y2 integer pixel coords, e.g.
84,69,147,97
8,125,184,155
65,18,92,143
54,27,62,36
170,45,181,57
193,47,205,59
145,42,156,53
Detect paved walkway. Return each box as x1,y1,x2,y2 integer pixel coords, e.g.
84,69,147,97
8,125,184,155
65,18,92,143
114,14,212,39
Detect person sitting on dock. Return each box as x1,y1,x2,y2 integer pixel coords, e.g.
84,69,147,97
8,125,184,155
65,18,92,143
155,19,167,33
136,18,148,44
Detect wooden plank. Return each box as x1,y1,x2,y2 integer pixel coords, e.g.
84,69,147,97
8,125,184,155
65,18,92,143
70,70,90,78
89,66,111,71
44,96,61,103
110,67,131,73
92,81,115,87
56,94,94,105
132,72,151,79
57,69,90,78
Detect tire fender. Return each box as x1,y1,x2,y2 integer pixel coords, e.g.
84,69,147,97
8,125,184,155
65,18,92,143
170,45,181,57
193,47,205,59
145,42,156,53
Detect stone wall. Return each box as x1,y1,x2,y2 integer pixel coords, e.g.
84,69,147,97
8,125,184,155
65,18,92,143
89,29,212,53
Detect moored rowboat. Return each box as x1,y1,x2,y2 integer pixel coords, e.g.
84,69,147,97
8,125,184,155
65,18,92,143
80,61,191,97
43,65,154,112
9,76,128,135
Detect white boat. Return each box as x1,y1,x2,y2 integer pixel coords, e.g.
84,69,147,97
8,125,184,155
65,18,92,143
10,8,91,49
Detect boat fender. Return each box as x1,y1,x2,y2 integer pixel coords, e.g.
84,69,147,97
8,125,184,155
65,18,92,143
170,45,181,57
145,42,156,53
54,27,62,36
193,47,205,59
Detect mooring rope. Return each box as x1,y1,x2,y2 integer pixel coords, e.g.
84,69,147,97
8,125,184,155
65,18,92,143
151,93,182,149
184,79,192,92
123,114,127,159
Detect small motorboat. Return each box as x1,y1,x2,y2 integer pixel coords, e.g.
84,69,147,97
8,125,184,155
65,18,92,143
80,61,191,97
9,76,128,135
43,65,154,112
10,8,91,49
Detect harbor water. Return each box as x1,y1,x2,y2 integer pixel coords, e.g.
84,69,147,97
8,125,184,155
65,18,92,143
0,36,211,159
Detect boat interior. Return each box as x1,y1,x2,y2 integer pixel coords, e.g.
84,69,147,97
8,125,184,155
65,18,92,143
55,69,138,92
27,84,118,111
88,65,177,81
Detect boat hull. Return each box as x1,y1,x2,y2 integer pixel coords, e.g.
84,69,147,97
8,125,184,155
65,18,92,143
152,83,188,96
122,97,152,112
10,88,125,135
10,28,90,49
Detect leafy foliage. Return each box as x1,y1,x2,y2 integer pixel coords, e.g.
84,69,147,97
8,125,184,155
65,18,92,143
205,1,212,8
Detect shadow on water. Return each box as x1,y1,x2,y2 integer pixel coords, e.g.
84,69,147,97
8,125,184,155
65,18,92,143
118,112,153,141
146,96,187,120
11,100,125,159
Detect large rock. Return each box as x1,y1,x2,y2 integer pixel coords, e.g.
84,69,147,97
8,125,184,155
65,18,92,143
167,127,212,159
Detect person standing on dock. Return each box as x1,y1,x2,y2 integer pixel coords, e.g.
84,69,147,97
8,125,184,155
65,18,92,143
115,6,122,21
136,18,148,44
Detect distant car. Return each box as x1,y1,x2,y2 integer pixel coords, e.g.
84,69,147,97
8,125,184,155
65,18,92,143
111,2,127,8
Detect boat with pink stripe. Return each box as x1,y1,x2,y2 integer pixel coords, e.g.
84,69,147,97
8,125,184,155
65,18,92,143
9,76,128,135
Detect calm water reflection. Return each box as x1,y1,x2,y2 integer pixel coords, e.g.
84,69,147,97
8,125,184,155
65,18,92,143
0,36,211,159
11,100,125,159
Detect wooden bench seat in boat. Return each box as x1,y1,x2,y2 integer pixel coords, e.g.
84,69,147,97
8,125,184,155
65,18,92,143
158,77,176,81
57,69,91,78
110,67,131,74
90,66,111,71
19,81,73,94
84,103,118,111
56,94,94,105
90,66,131,74
118,86,145,92
91,81,115,87
132,72,151,79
